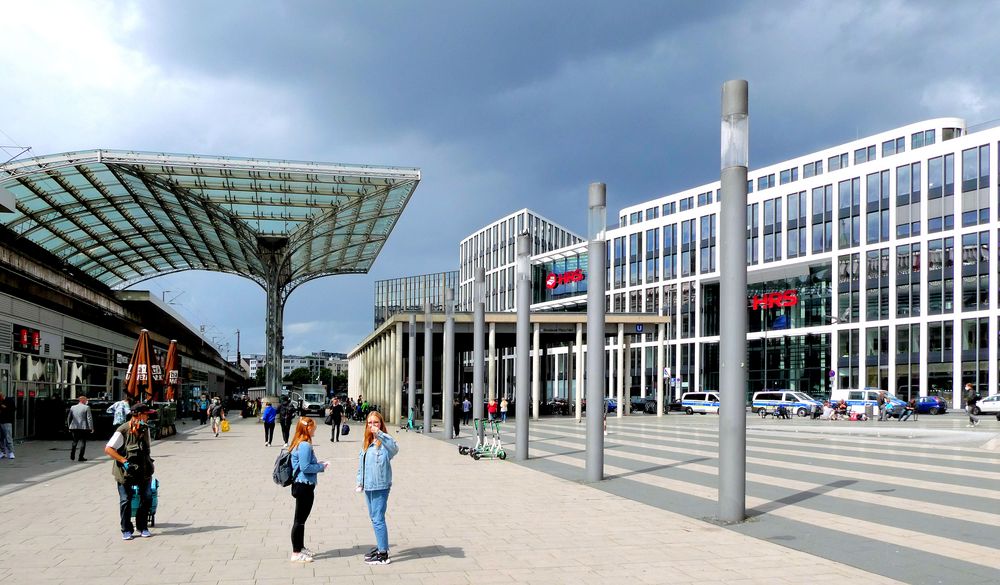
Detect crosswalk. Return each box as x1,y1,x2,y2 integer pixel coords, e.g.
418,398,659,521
515,417,1000,585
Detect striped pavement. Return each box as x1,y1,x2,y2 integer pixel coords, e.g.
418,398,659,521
493,415,1000,585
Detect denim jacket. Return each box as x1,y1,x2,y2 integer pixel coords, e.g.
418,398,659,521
291,441,325,485
356,431,399,491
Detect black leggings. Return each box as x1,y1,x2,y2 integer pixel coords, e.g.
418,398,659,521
263,422,275,444
290,482,315,553
280,421,292,444
331,418,341,441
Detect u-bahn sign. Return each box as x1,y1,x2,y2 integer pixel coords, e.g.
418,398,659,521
545,268,585,289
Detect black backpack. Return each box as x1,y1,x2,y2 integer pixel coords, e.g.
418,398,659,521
272,448,296,487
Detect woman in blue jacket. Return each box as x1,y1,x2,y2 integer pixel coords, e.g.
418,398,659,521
289,417,328,562
356,410,399,565
261,401,277,446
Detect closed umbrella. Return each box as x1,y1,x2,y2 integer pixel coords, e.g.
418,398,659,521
125,329,162,402
163,340,180,401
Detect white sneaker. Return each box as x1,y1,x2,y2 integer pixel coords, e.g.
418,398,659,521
300,547,315,556
7,453,13,459
968,424,975,427
290,552,313,563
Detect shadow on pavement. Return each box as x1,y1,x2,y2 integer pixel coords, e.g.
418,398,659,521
156,523,242,536
606,457,712,480
390,545,466,562
746,479,857,518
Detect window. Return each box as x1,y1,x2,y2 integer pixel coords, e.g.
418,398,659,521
662,224,677,280
927,237,954,315
895,162,921,238
786,191,807,259
680,281,696,339
811,184,833,253
961,144,990,226
911,129,935,149
681,220,695,277
699,214,716,273
866,170,890,244
881,136,905,157
645,228,659,283
960,231,989,311
838,177,861,249
757,174,775,191
866,248,890,321
896,243,921,318
837,253,861,323
629,211,642,225
779,168,798,185
746,203,759,265
803,160,823,178
854,145,876,165
697,191,713,206
927,154,955,232
645,207,659,221
763,197,782,262
629,232,642,286
828,152,849,171
679,196,694,212
613,236,625,289
942,127,962,141
662,202,675,216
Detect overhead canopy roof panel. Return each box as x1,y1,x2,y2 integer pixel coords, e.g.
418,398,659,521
0,150,420,294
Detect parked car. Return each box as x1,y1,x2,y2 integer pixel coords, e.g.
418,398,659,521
972,394,1000,419
629,396,646,413
915,395,948,415
580,398,617,413
642,397,681,414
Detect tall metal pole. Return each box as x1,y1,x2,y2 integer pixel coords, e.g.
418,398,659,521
444,288,456,438
585,183,607,482
473,267,486,444
408,315,416,423
423,299,433,432
515,233,531,460
719,79,749,523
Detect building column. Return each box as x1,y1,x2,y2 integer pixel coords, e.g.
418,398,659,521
639,338,647,399
488,322,497,402
607,338,614,402
394,322,403,426
532,323,540,420
575,322,583,422
617,323,624,418
656,323,664,417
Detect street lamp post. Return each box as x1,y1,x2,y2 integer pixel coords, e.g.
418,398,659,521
515,233,531,460
473,267,486,445
585,182,607,482
719,79,749,523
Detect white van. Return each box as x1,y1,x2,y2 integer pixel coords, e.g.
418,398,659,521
751,390,823,417
681,391,720,415
297,384,329,416
829,388,905,416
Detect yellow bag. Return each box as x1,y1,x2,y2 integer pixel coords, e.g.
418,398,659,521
221,419,230,433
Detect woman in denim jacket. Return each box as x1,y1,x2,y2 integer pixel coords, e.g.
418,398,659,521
289,417,328,562
356,410,399,565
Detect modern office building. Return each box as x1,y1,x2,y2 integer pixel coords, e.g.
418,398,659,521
459,209,584,312
374,271,459,328
611,117,993,409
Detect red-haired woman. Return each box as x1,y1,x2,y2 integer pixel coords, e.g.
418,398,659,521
288,416,328,562
356,410,399,565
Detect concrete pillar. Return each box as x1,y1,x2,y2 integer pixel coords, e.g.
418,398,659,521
617,323,624,418
575,322,583,422
395,322,403,426
488,323,497,402
423,300,433,432
657,323,665,417
532,322,541,420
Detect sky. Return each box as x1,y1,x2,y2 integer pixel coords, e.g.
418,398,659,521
2,0,999,358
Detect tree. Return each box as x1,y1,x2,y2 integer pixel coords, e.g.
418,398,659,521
331,374,348,392
254,366,266,386
284,367,313,385
318,367,332,388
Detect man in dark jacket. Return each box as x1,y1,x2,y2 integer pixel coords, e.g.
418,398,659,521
965,383,980,427
104,403,155,540
277,396,297,447
329,397,344,442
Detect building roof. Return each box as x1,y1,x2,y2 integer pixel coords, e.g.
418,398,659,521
0,149,420,294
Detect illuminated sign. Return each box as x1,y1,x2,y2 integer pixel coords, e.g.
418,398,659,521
545,269,585,289
750,289,798,310
12,324,41,355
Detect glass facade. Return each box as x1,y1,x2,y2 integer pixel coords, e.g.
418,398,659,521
374,271,459,328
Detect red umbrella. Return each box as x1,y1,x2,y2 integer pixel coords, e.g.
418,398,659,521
125,329,162,402
163,340,180,401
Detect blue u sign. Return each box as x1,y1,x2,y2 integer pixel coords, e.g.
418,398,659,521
635,324,644,333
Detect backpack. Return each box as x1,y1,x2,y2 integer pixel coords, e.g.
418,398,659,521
272,448,296,487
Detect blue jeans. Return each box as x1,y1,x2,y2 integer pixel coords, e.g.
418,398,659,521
0,423,13,454
117,479,152,533
364,488,390,552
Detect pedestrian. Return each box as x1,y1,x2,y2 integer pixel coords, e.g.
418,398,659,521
289,416,328,562
877,391,887,421
103,403,155,540
452,398,461,438
487,398,498,421
261,401,277,446
329,397,344,442
965,383,981,427
278,395,297,447
106,396,131,425
198,394,209,425
898,398,916,422
66,394,94,461
356,410,399,566
500,397,508,423
209,397,226,437
0,392,15,459
461,395,471,425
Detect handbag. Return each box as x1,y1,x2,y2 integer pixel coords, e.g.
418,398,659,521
324,413,334,426
341,423,350,436
221,419,230,433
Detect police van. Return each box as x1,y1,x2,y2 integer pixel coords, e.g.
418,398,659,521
829,388,906,416
681,391,720,415
751,390,823,417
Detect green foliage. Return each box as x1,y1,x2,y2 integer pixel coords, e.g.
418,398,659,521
284,367,313,385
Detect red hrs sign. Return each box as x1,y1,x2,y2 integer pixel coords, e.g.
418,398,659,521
750,289,798,310
545,269,585,289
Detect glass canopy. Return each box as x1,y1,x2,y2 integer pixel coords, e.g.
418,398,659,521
0,150,421,296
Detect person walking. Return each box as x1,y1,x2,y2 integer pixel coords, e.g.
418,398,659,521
106,396,131,426
965,383,981,427
209,397,226,437
877,391,887,421
198,394,209,425
289,417,328,562
487,398,498,421
500,397,509,423
452,398,461,438
66,394,94,461
329,397,344,442
356,410,399,566
261,401,277,446
461,395,471,425
898,398,917,422
0,392,15,460
278,395,297,447
103,403,155,540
